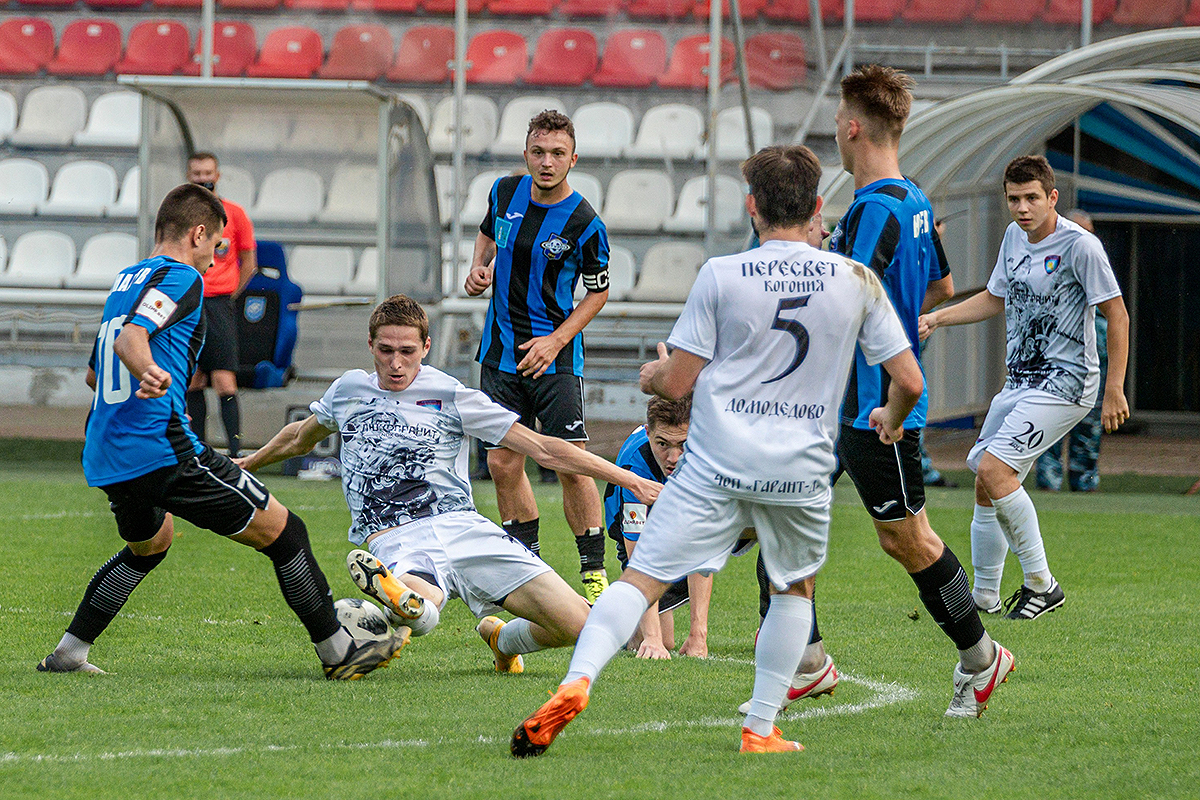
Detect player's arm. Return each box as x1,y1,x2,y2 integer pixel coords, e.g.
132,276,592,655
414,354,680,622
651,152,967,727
639,342,706,401
1096,295,1130,432
85,367,97,390
464,232,497,296
498,423,661,505
678,573,712,658
233,247,257,297
868,348,924,444
921,274,955,313
113,324,172,399
238,415,337,472
516,287,608,379
917,289,1004,341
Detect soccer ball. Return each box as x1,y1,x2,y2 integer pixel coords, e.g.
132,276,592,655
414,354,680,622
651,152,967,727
334,597,392,641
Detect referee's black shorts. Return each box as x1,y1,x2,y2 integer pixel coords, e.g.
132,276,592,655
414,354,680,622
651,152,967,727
197,295,239,373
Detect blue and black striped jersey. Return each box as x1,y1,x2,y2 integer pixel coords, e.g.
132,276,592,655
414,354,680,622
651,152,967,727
829,177,948,430
82,255,206,486
603,425,665,542
476,174,609,377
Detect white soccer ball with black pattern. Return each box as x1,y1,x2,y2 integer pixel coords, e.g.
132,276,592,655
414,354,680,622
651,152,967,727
334,597,392,642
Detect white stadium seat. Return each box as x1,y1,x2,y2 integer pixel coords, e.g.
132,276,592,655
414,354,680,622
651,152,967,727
489,95,566,156
602,169,673,232
107,166,139,219
217,166,255,210
625,103,704,160
699,106,774,161
66,232,138,289
318,164,378,224
434,163,457,227
0,230,76,288
288,245,355,295
74,91,141,148
662,174,745,233
395,92,430,132
428,95,499,156
0,236,7,271
573,101,635,159
441,238,474,296
39,160,119,217
219,111,291,153
459,169,510,228
570,171,603,212
8,86,87,147
575,244,636,302
344,247,378,295
627,241,705,302
250,168,324,222
0,90,17,141
0,158,50,215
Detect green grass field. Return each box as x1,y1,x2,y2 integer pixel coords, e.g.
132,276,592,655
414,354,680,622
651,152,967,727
2,447,1198,799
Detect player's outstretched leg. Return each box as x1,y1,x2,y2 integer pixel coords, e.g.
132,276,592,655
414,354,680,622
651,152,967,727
945,641,1015,718
346,549,439,634
511,677,590,758
322,626,412,681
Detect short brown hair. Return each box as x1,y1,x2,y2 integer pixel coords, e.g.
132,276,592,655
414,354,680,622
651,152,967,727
154,183,226,244
742,146,822,230
646,394,691,430
840,64,913,144
188,151,219,167
1003,155,1055,196
527,110,575,146
369,294,429,341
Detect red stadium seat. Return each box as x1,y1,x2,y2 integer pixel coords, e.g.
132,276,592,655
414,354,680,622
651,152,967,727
85,0,146,7
421,0,486,12
14,0,76,6
117,20,190,75
900,0,975,22
285,0,350,9
488,0,556,13
1042,0,1116,23
525,28,597,86
745,32,806,90
974,0,1045,22
317,24,394,80
852,0,904,20
763,0,843,21
559,0,626,15
692,0,768,19
350,0,420,10
464,30,526,84
1112,0,1187,25
245,26,323,79
1186,0,1200,23
592,28,666,88
152,0,203,7
46,19,122,77
0,18,54,75
219,0,281,8
627,0,695,18
182,22,257,77
657,35,733,88
386,25,454,83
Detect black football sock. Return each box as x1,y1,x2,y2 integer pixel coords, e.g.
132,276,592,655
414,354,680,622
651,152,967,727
910,544,988,654
502,518,540,556
66,546,170,645
219,394,242,457
576,526,606,573
186,389,207,440
259,512,340,644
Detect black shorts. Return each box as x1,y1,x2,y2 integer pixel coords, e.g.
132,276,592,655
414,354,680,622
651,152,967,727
479,364,588,444
101,447,271,542
197,295,239,373
836,424,926,522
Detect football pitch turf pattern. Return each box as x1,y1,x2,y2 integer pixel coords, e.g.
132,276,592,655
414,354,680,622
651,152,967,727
2,460,1197,799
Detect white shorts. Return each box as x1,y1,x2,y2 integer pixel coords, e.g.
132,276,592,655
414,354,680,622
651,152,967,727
627,478,830,592
366,511,553,618
967,385,1093,480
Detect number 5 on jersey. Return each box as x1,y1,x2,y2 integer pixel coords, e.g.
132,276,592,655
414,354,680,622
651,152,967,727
762,295,812,385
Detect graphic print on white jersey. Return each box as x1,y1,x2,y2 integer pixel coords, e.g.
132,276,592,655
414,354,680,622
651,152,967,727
1003,252,1089,401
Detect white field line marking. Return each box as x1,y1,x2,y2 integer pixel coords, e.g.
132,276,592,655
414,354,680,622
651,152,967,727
1,662,918,767
19,510,104,521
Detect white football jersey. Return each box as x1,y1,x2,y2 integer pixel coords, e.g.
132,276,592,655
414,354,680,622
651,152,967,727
667,238,911,505
310,366,518,544
988,215,1121,404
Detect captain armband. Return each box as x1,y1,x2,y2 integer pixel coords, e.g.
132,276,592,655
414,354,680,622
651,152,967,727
582,267,609,293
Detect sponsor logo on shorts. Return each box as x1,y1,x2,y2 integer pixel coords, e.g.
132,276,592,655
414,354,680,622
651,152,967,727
872,500,898,514
565,420,584,432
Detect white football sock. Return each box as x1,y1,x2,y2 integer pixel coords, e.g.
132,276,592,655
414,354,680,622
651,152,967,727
991,486,1054,592
744,594,813,737
496,618,546,656
970,503,1006,607
563,581,648,688
53,632,91,667
404,600,440,637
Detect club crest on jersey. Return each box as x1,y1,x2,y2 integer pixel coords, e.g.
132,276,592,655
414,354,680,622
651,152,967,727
243,297,267,323
541,234,572,261
416,399,442,410
215,237,231,258
1044,255,1062,274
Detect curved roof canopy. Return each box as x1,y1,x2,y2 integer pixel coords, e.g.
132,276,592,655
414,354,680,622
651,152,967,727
822,29,1200,214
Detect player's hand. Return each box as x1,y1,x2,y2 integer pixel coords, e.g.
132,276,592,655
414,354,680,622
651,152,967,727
1101,388,1130,433
464,264,492,296
678,634,708,658
631,477,663,506
516,334,565,379
917,312,938,342
868,406,904,444
136,364,172,399
635,638,671,660
639,342,670,394
232,456,252,471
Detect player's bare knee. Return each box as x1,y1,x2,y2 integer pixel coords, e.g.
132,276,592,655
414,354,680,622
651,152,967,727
236,496,290,548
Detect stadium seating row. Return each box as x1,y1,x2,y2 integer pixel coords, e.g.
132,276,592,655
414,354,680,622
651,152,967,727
0,19,807,88
0,0,1191,24
2,87,775,163
0,1,1192,26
